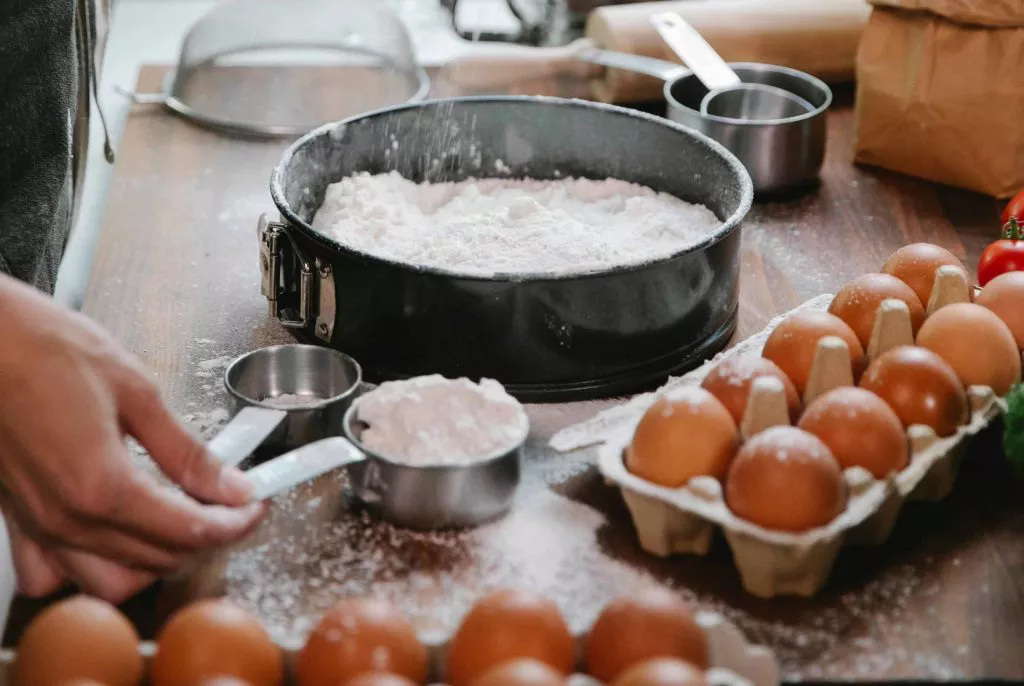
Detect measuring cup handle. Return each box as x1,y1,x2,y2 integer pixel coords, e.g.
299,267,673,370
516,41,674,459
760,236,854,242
244,437,367,501
577,48,687,83
209,406,289,467
649,12,740,92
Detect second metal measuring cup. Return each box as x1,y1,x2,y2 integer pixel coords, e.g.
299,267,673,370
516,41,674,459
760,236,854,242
648,12,814,123
577,51,831,195
223,344,362,451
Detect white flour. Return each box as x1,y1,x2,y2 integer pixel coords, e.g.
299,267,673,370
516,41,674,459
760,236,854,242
356,375,528,465
311,172,721,276
260,392,324,409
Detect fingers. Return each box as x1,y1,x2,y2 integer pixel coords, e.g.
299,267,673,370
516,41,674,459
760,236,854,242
10,515,155,603
64,525,190,573
9,439,265,566
101,468,268,553
52,549,156,605
115,370,253,507
6,518,65,598
10,523,154,604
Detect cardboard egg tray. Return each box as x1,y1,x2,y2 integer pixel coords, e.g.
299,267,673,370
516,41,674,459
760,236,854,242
0,607,779,686
595,278,1009,599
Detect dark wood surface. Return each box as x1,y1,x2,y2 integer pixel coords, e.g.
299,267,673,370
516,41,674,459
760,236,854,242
6,65,1018,681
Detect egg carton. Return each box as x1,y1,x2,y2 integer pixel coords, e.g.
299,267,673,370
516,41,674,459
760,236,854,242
0,610,779,686
597,271,1008,599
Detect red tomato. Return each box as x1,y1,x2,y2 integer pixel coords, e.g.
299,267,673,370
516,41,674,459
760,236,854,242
1004,189,1024,225
979,218,1024,287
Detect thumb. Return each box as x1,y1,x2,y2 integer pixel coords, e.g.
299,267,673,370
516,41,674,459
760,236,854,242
117,375,252,507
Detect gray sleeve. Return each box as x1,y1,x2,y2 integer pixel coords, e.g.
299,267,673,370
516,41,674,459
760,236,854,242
0,0,78,294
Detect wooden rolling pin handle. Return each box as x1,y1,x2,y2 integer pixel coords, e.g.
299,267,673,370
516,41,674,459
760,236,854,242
438,39,604,90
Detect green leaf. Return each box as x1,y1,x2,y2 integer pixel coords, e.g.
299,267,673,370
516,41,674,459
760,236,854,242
1004,383,1024,476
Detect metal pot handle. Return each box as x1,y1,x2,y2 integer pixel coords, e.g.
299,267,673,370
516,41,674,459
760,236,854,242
577,47,687,82
258,214,336,342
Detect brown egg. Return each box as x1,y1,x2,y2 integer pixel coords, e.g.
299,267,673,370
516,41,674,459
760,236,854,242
346,673,418,686
586,588,708,683
916,303,1021,395
859,346,968,437
882,243,968,307
297,598,427,686
611,658,707,686
725,426,847,532
700,356,802,424
198,679,255,686
470,659,566,686
761,310,866,396
59,681,109,686
12,595,143,686
446,589,574,686
828,273,926,346
150,599,282,686
977,271,1024,350
798,387,909,478
626,387,740,487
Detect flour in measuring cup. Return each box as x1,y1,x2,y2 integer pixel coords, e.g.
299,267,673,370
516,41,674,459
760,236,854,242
354,375,528,466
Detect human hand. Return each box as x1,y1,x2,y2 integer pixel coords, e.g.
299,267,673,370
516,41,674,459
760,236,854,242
0,275,266,602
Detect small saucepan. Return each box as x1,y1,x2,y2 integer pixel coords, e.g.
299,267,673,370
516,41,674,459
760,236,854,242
579,49,831,195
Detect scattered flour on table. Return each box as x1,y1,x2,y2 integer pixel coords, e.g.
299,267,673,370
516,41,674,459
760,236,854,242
222,486,668,644
218,476,956,678
198,355,233,371
311,172,721,275
356,375,528,465
195,355,233,380
185,407,231,440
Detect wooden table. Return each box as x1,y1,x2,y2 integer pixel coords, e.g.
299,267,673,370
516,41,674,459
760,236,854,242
6,65,1019,681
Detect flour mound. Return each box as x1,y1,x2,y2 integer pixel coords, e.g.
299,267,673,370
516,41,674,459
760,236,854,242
312,172,721,276
356,375,528,465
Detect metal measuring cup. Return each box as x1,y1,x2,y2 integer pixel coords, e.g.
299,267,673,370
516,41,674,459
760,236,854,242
574,46,831,194
651,12,811,124
215,345,526,530
223,344,363,452
649,12,813,123
339,398,525,531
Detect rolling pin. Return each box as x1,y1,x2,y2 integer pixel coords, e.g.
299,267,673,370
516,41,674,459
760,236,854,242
439,0,870,104
587,0,872,103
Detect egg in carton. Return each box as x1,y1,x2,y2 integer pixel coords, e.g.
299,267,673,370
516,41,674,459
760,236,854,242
0,606,780,686
598,265,1008,599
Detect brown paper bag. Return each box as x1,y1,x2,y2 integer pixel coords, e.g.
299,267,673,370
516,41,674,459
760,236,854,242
853,2,1024,198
